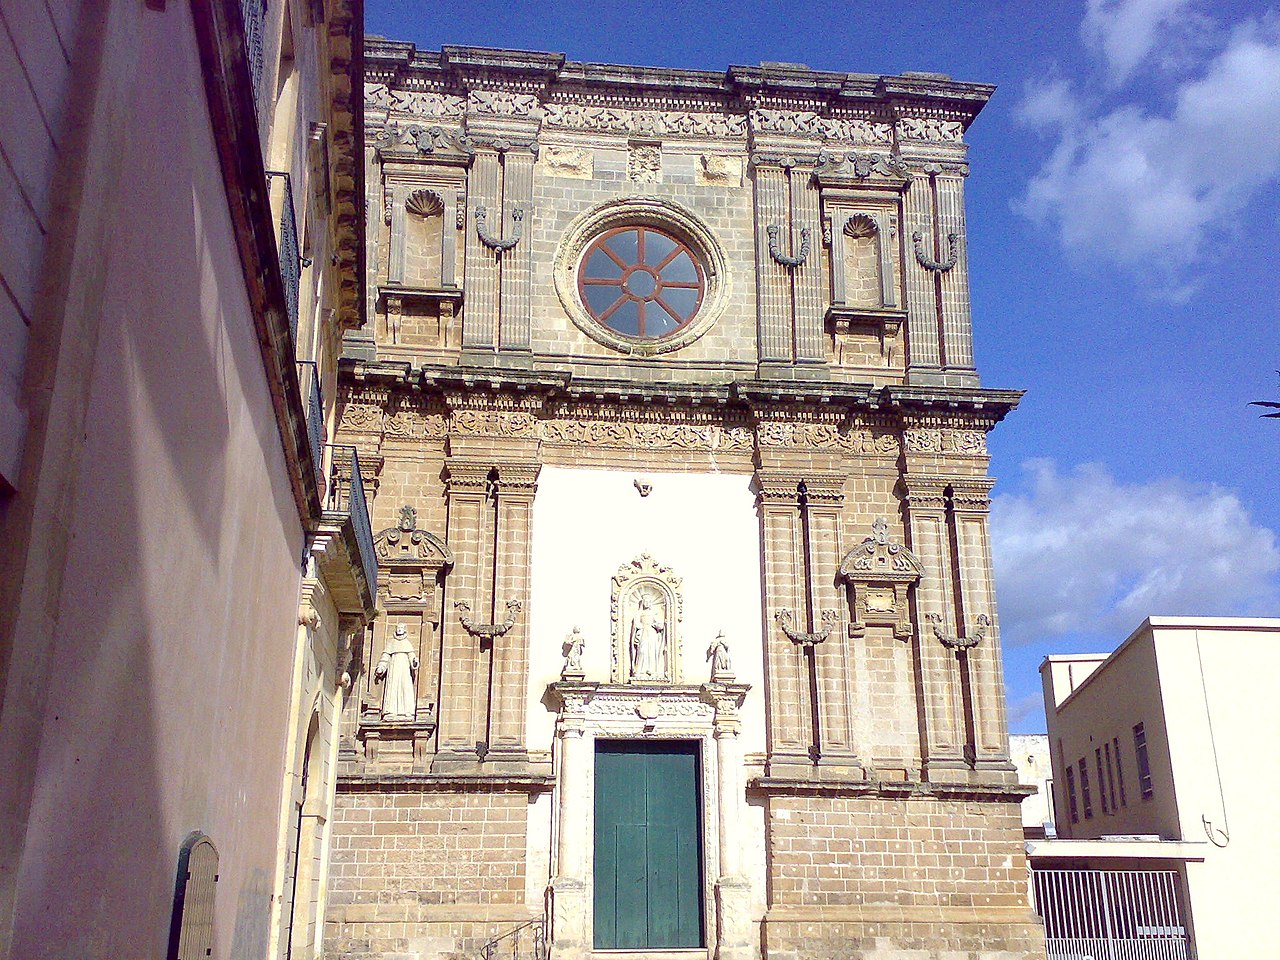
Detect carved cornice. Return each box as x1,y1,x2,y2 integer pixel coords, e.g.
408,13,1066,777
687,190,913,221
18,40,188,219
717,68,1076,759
901,477,949,511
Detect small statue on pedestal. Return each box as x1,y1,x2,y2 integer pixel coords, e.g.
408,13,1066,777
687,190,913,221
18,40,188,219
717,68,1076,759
562,627,586,680
707,631,734,682
374,624,419,723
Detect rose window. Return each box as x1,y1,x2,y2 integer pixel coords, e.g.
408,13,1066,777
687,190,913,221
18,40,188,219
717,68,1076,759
577,226,705,339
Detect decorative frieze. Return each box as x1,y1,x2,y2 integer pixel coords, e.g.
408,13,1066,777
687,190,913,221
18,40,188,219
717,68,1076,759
749,109,893,144
627,143,662,183
902,428,987,456
897,117,965,142
366,82,466,121
468,89,541,118
543,102,747,138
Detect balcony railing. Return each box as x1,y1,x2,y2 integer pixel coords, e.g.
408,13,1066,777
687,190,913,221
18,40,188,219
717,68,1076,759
240,0,266,109
266,171,302,343
296,361,324,479
325,444,377,600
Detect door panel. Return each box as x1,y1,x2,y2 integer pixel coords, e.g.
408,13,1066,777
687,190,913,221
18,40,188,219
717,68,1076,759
594,741,704,949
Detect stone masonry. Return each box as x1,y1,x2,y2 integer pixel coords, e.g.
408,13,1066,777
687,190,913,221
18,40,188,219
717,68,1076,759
326,42,1046,960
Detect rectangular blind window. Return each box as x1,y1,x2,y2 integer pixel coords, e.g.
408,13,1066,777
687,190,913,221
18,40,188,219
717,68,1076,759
1078,759,1093,819
1113,736,1127,807
1065,765,1079,824
1095,748,1108,814
1134,722,1154,799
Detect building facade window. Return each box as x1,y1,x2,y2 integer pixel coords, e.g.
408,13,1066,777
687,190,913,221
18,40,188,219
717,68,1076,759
1104,741,1117,811
1095,747,1109,814
1133,722,1154,799
1078,759,1093,819
1065,764,1079,824
1113,736,1127,806
578,226,705,339
167,832,218,960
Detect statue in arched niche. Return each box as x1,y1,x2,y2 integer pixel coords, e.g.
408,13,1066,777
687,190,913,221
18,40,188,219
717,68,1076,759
611,554,683,684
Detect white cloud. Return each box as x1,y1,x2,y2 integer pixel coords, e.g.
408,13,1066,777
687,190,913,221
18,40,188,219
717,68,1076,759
1007,692,1046,729
1019,18,1280,294
991,460,1280,645
1082,0,1195,83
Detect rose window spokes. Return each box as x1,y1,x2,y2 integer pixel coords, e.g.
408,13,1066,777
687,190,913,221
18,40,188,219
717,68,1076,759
577,226,705,339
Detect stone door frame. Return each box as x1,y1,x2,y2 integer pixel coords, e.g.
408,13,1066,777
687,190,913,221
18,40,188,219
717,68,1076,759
546,682,751,960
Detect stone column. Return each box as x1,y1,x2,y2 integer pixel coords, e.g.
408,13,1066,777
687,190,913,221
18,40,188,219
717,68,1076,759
902,475,967,778
935,173,976,380
709,688,752,960
752,162,793,365
901,175,941,375
433,459,490,770
757,474,812,775
790,172,826,364
499,149,534,355
487,462,539,768
462,149,501,353
550,690,593,960
386,182,408,285
949,478,1013,775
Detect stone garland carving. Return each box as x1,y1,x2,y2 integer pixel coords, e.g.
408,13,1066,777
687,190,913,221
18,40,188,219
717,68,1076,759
339,403,384,433
901,428,987,456
366,83,466,121
455,598,522,639
897,117,965,143
928,612,991,650
611,554,684,684
750,109,893,144
775,608,839,647
766,223,811,268
474,205,524,252
912,231,961,273
754,421,900,455
384,409,448,441
540,419,754,451
451,409,539,438
543,102,747,138
468,90,541,118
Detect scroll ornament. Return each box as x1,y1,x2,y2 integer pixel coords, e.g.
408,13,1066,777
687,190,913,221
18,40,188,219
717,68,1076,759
767,222,811,268
912,230,960,273
775,608,839,647
475,205,524,253
456,599,522,639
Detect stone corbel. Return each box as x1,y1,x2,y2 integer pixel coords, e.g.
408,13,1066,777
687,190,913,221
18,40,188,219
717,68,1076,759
456,598,522,639
474,204,524,253
775,608,838,647
912,230,960,272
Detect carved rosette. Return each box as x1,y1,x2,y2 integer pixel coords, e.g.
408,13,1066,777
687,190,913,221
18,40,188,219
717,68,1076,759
837,517,924,641
610,554,684,684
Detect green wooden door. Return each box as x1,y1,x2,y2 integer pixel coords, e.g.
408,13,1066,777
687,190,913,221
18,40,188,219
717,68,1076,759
593,740,704,949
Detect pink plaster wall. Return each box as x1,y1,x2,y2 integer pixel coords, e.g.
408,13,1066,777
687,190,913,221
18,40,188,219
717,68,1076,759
7,6,305,958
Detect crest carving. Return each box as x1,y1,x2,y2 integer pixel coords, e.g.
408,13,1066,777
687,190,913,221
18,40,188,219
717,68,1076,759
374,505,454,568
610,554,684,684
837,517,923,641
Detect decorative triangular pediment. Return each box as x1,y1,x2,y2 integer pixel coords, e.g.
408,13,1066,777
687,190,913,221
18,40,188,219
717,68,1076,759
374,504,454,569
838,517,924,584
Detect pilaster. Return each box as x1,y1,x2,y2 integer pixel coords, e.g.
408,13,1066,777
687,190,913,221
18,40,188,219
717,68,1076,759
461,149,501,353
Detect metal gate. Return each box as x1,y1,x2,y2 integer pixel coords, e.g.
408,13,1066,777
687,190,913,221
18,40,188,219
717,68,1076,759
1031,868,1194,960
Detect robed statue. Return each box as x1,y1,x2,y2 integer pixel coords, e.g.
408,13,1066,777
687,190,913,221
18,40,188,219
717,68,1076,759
374,624,419,722
629,594,667,681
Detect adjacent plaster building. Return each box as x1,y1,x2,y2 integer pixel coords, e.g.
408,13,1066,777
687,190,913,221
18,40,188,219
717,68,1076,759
324,44,1045,960
0,3,372,958
1034,617,1280,958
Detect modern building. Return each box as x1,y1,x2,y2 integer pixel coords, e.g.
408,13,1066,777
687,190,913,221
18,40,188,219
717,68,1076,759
1010,733,1054,839
0,3,372,959
1034,617,1280,958
323,43,1046,960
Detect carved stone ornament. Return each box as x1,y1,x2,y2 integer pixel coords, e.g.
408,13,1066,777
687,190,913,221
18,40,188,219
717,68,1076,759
474,205,524,253
897,117,965,143
627,143,662,183
543,103,747,138
775,608,839,648
749,109,893,144
405,188,444,218
901,428,987,456
816,150,912,181
468,89,541,118
374,505,455,569
767,222,811,268
366,83,466,122
837,517,924,641
374,121,473,158
929,612,991,650
456,598,522,640
913,230,960,273
611,554,684,684
706,632,734,682
562,627,586,680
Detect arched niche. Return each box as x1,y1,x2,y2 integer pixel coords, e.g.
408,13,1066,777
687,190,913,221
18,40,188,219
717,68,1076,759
610,554,685,684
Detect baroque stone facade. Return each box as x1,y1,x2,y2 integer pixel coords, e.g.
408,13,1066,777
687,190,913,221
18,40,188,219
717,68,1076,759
326,43,1044,960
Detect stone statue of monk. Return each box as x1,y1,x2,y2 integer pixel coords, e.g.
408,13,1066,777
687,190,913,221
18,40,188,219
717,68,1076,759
374,624,418,722
629,595,666,681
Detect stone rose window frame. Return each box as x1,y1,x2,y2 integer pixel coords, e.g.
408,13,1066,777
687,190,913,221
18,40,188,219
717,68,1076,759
554,197,730,356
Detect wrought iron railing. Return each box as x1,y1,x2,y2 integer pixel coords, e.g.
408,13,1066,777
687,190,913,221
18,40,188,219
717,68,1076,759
480,919,545,960
240,0,266,109
1032,868,1193,959
266,171,302,343
296,361,324,479
325,445,377,594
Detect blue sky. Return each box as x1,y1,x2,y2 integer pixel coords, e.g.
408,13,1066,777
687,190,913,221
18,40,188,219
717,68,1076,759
367,1,1280,732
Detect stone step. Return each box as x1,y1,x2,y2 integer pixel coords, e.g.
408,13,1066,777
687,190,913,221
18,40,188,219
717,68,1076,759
590,951,709,960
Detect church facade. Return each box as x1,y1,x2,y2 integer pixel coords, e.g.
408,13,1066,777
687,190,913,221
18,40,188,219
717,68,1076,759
325,42,1045,960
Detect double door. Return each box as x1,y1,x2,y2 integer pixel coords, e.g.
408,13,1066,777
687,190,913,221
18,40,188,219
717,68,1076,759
593,740,704,950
